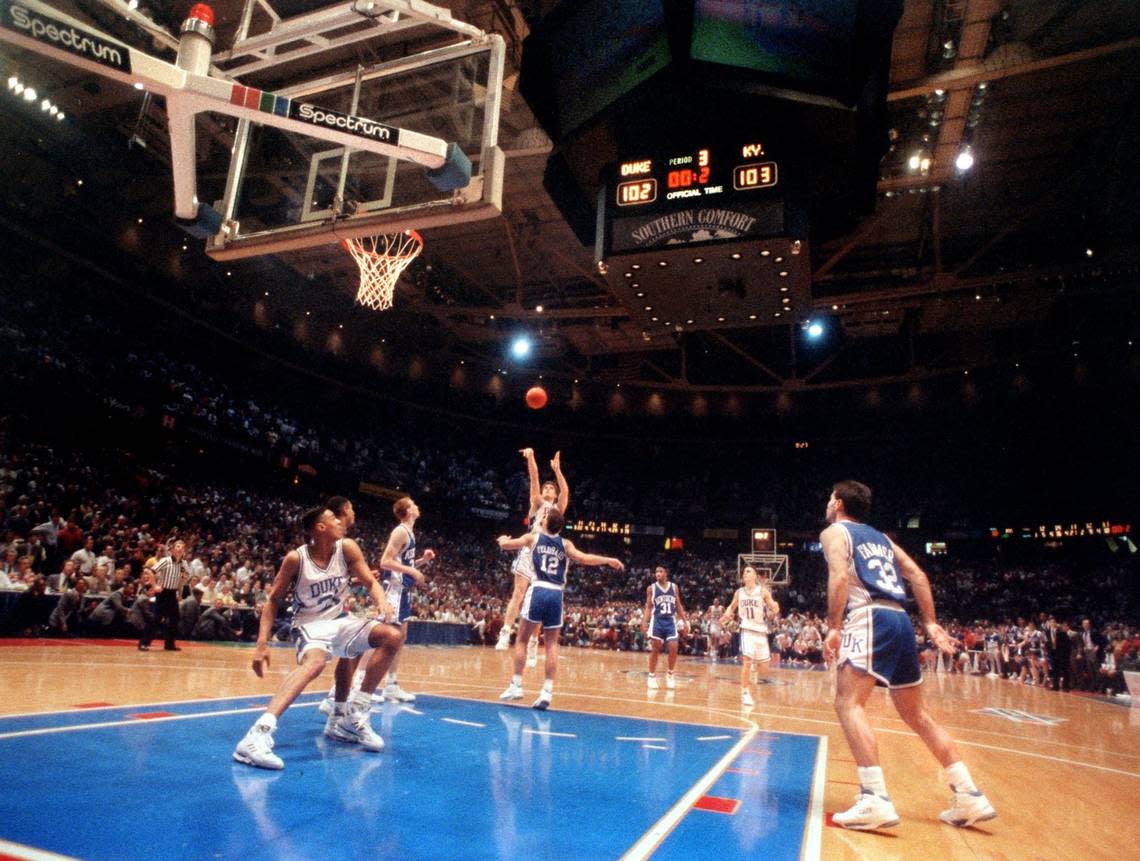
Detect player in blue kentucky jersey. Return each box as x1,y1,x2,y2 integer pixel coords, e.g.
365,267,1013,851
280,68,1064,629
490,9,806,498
822,480,996,831
378,496,435,702
497,508,623,709
496,448,570,668
233,505,404,769
640,566,688,691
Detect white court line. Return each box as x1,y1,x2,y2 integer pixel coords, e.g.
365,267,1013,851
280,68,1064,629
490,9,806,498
696,735,732,741
522,729,576,738
441,717,485,728
399,707,425,716
0,702,319,738
735,708,1140,780
0,838,80,861
616,736,667,742
619,725,757,861
0,691,292,719
802,735,827,861
642,744,669,751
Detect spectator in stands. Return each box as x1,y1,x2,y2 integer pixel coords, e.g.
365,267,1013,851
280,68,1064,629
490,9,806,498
179,586,203,639
70,536,96,576
88,582,138,637
47,577,90,635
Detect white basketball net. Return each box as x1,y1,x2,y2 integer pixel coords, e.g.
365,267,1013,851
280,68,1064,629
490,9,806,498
342,230,423,311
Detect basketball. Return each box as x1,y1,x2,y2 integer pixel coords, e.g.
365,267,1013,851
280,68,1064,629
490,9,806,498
525,386,548,410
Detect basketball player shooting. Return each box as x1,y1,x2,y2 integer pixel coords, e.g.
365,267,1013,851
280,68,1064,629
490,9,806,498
495,448,569,669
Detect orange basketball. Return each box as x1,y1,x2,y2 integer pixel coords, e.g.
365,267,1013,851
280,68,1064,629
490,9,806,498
526,386,548,409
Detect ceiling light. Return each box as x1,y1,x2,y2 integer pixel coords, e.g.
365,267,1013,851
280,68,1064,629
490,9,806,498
806,321,824,338
631,264,641,270
134,82,145,91
23,87,36,101
955,149,975,171
1085,248,1094,258
658,260,668,267
730,252,741,260
534,304,543,313
7,76,17,90
510,336,532,359
717,316,725,322
908,153,921,171
40,98,50,111
748,314,757,320
644,306,652,311
635,292,644,298
693,257,703,264
779,271,788,277
760,250,770,257
13,82,24,95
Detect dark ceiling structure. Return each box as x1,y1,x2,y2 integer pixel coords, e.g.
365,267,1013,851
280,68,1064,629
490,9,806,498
1,0,1139,405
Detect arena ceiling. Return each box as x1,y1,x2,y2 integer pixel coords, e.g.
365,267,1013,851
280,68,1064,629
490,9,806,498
1,0,1139,399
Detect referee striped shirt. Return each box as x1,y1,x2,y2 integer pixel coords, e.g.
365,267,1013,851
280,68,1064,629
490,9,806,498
154,556,190,591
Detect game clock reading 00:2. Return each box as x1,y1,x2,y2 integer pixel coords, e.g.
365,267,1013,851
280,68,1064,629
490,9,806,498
611,143,778,211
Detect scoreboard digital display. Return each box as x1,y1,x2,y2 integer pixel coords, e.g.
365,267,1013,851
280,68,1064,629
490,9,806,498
611,143,778,211
598,139,791,257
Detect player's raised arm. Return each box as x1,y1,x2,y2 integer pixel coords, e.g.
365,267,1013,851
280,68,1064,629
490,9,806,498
381,527,424,586
497,532,536,553
342,538,387,615
521,447,541,510
252,550,301,677
563,539,624,570
551,450,570,513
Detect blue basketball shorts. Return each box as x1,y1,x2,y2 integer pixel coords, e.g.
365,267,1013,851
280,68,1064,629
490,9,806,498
839,604,922,689
650,615,678,642
521,584,563,630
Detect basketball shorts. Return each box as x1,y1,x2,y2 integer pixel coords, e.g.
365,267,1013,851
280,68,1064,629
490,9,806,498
385,579,413,624
521,584,563,629
740,629,771,662
839,604,922,689
292,615,377,662
511,547,535,582
650,615,678,642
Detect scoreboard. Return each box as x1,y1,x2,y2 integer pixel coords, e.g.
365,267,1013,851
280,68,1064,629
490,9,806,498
597,139,794,258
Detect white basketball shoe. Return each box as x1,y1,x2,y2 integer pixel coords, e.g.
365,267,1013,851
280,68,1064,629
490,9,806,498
232,725,284,770
939,790,997,827
324,708,384,752
499,682,523,701
833,791,900,830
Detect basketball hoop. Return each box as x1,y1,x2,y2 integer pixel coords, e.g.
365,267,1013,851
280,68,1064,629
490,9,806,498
341,230,423,311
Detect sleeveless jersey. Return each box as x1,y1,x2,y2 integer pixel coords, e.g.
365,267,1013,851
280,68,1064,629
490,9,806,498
292,540,349,626
515,501,557,568
837,521,907,612
531,532,568,587
651,582,677,621
736,585,769,633
383,524,416,589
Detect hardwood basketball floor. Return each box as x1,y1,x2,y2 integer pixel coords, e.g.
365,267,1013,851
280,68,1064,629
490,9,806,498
1,639,1135,860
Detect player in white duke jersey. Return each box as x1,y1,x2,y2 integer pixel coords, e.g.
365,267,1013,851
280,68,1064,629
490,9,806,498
495,448,569,670
721,565,780,706
640,566,688,691
497,508,623,709
821,481,996,831
233,506,405,770
376,496,434,701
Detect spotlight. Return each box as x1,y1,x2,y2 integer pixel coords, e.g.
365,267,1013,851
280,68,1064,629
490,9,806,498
1085,248,1094,258
510,336,532,359
7,76,17,90
40,98,50,111
23,87,36,101
955,149,975,171
13,82,23,95
908,153,921,171
805,320,825,339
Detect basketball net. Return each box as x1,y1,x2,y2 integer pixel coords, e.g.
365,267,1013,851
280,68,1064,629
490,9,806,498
342,230,423,311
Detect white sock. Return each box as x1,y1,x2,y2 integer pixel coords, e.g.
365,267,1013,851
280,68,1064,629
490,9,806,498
351,690,371,710
648,672,656,678
541,679,553,694
511,674,522,687
253,712,276,732
857,766,888,798
333,700,347,715
943,761,977,793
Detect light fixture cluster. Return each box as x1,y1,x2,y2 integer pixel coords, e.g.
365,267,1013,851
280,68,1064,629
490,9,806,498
7,75,65,120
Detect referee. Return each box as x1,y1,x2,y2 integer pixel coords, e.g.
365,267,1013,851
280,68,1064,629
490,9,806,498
140,539,191,652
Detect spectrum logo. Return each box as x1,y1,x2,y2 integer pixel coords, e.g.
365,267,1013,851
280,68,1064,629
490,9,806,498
2,2,131,72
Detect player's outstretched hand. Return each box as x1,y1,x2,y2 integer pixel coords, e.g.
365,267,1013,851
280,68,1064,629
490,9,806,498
496,535,512,548
519,447,534,460
422,549,436,563
551,450,561,471
823,628,841,662
252,643,270,678
924,622,957,655
607,558,625,571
